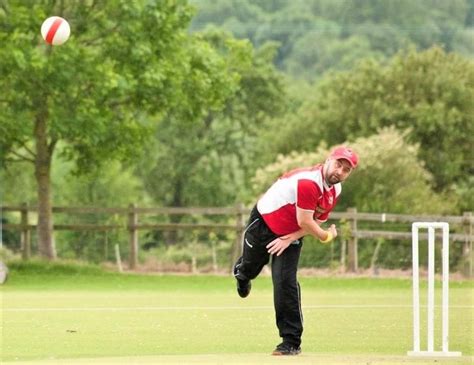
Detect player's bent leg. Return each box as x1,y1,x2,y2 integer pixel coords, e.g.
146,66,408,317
233,256,253,298
233,244,270,298
233,206,277,298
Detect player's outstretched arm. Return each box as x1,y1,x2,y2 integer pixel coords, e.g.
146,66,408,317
296,207,337,243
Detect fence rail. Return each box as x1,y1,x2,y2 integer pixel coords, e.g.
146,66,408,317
1,204,472,275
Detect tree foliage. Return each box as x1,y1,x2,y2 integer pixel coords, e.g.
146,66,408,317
190,0,474,79
0,1,197,169
0,0,245,258
266,47,474,195
136,29,288,207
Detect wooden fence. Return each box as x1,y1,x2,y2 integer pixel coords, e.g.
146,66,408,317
1,204,473,275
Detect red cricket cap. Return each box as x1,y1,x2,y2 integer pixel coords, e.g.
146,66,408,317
329,146,359,168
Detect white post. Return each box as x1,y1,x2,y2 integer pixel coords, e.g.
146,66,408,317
412,225,420,353
427,227,435,353
441,223,449,353
408,222,462,357
115,244,123,273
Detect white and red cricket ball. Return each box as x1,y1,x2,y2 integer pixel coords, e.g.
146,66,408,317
41,16,70,46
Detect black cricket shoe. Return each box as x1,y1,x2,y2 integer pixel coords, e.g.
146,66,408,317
272,343,301,356
236,278,251,298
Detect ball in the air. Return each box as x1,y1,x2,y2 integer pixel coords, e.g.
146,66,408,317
41,16,70,45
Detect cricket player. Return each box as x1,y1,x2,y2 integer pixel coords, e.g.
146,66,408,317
233,146,359,355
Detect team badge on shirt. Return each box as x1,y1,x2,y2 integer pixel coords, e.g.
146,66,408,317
315,206,326,214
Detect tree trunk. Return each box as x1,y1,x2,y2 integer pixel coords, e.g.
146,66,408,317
34,110,56,259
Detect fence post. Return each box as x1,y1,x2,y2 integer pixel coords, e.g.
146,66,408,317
230,203,245,272
128,203,138,270
347,207,358,272
462,212,473,278
21,202,31,260
115,244,123,273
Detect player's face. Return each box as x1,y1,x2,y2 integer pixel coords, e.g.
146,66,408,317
325,159,353,185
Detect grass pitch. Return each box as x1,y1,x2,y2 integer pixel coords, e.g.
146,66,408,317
1,261,473,364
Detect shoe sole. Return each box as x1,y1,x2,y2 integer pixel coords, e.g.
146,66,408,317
271,351,301,356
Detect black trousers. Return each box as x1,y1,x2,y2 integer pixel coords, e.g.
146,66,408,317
233,206,303,347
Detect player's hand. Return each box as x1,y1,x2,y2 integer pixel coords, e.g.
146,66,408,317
266,235,295,256
320,224,338,244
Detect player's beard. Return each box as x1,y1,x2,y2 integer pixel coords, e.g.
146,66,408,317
327,173,341,185
324,163,341,185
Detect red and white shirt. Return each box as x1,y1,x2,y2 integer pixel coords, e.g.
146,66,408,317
257,164,341,235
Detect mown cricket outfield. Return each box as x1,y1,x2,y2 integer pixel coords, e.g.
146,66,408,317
1,262,472,364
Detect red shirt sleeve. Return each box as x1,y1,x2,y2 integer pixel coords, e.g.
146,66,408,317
297,179,321,210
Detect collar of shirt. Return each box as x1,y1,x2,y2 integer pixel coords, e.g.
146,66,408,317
318,164,333,191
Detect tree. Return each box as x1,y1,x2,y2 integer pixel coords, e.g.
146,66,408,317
285,32,385,81
136,29,288,210
0,1,237,259
189,0,265,41
268,47,474,195
190,0,474,79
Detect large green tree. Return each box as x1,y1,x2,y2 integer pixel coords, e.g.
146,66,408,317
136,29,287,208
0,1,238,259
267,47,474,196
190,0,474,79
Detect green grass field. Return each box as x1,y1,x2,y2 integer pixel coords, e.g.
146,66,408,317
1,261,473,364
